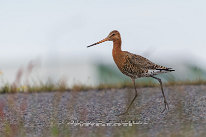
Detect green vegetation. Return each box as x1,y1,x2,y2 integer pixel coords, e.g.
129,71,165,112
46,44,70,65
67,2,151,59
0,79,206,93
0,61,206,93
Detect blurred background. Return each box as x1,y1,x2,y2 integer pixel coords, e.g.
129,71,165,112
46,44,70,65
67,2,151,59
0,0,206,87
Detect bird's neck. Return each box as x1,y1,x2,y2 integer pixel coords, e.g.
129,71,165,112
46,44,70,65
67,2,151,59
112,38,122,53
112,39,122,65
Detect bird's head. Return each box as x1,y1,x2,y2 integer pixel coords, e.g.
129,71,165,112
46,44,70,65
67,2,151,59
87,30,121,48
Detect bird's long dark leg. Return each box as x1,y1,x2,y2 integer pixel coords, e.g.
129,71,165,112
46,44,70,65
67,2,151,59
116,79,138,116
151,75,169,112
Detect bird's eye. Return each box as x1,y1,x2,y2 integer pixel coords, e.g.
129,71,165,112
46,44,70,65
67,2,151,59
111,33,115,36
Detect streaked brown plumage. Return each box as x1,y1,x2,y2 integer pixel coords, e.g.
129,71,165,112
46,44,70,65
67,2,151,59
87,30,175,115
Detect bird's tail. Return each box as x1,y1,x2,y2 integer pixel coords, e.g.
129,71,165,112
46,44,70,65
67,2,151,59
156,68,175,72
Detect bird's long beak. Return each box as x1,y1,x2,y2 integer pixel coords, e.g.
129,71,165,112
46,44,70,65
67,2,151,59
87,38,108,48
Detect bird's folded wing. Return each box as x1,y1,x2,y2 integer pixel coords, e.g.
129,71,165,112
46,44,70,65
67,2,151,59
123,52,174,77
127,52,174,70
126,53,161,69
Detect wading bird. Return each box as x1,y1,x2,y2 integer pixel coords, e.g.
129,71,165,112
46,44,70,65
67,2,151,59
87,30,174,115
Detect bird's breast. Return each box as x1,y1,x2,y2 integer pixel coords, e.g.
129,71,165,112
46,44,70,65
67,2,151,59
112,50,124,69
112,50,135,78
112,51,145,79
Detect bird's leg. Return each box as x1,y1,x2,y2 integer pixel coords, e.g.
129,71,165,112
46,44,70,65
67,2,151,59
151,76,169,112
116,79,138,116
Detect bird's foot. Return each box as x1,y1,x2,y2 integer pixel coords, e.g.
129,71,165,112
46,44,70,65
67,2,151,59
161,100,169,113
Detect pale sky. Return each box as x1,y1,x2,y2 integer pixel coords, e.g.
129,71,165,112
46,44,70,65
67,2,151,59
0,0,206,66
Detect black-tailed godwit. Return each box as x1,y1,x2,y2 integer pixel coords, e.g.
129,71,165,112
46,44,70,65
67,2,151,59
87,30,175,115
